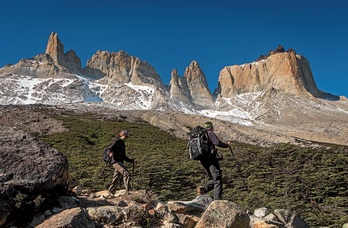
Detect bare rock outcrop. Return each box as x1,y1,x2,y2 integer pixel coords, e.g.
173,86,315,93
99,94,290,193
168,61,218,110
216,48,322,99
36,208,95,228
0,126,70,227
0,32,82,78
250,207,310,228
169,68,195,107
86,50,165,89
45,32,83,75
85,50,171,109
256,45,291,61
195,200,250,228
45,32,66,66
183,61,214,109
0,53,71,78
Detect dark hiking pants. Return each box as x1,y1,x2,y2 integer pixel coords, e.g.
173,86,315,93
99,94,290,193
201,160,222,200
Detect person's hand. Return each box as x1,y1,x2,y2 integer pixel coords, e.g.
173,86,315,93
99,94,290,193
109,152,113,157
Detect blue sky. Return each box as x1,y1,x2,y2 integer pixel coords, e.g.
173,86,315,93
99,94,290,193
1,0,347,97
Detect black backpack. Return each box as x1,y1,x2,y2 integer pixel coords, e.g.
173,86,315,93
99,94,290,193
187,126,210,160
103,147,112,165
103,138,118,165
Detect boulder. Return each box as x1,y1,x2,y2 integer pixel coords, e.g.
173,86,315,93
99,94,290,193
0,126,69,226
36,208,95,228
195,200,250,228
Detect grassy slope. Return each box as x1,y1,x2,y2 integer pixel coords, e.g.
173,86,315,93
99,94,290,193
38,110,348,227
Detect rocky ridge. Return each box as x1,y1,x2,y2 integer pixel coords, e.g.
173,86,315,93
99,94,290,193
0,32,342,109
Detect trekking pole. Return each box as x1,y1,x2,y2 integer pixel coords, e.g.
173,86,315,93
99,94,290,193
229,146,248,190
131,161,139,190
93,160,111,186
229,146,242,174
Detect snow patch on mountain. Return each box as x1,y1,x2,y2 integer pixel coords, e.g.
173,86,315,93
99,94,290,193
197,109,254,126
0,74,264,126
124,82,154,109
125,82,154,94
0,74,103,105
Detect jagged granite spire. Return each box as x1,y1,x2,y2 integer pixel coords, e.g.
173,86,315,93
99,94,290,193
45,32,82,74
45,32,66,66
184,61,214,109
169,69,194,106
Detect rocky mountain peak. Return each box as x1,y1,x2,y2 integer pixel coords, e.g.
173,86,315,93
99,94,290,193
44,32,82,75
169,69,179,85
169,69,194,107
217,47,323,99
0,33,345,114
183,61,214,108
256,44,294,61
187,60,199,69
171,68,178,76
273,44,285,53
184,61,206,80
86,50,164,89
45,32,66,66
0,32,81,79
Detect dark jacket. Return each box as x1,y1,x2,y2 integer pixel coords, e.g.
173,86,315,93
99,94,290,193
200,130,228,162
110,138,133,163
207,130,229,149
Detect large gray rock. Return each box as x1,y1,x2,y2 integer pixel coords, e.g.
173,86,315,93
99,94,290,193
36,208,95,228
195,200,250,228
0,126,70,226
274,209,310,228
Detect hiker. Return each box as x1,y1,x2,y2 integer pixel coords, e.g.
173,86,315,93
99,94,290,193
108,130,135,195
197,121,231,200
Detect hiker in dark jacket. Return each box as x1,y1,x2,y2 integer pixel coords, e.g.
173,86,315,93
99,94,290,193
198,121,231,200
108,130,135,195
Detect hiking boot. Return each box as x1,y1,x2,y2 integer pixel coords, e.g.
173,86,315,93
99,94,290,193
197,186,207,195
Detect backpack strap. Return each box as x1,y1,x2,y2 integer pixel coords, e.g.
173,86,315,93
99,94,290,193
108,137,120,151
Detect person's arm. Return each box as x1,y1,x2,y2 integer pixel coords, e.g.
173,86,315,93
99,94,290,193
209,131,230,148
124,155,134,163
